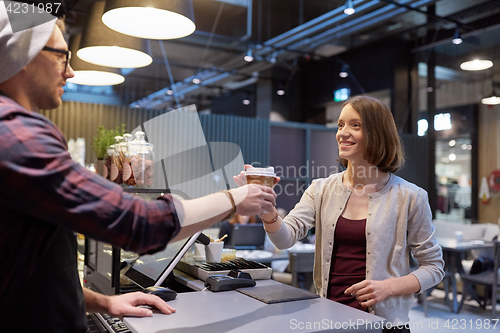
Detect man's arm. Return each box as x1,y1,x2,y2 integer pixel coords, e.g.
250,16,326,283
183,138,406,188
171,184,276,241
83,288,175,317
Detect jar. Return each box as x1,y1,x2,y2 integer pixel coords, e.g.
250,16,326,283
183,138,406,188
122,133,137,187
109,136,123,184
103,145,114,180
130,131,154,188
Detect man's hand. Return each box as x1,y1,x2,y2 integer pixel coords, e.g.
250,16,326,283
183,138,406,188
107,292,176,318
232,184,276,216
344,280,392,308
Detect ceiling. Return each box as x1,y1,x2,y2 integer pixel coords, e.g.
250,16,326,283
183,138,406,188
48,0,500,110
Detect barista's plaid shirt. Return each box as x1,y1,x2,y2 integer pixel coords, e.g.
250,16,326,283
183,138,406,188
0,94,181,306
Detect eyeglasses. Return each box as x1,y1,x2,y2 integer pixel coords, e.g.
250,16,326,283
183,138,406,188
42,46,72,72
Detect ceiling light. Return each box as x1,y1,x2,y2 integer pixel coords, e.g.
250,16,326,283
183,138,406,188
481,81,500,105
167,89,173,95
244,49,254,62
452,27,462,45
460,59,493,71
449,153,456,161
69,70,125,86
481,95,500,105
417,119,428,137
243,99,250,105
339,64,349,78
344,0,355,15
78,1,152,68
102,0,196,40
277,84,285,96
192,77,201,84
67,34,124,86
270,51,277,64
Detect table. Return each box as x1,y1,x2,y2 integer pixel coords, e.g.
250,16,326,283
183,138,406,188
236,249,288,265
124,279,385,333
436,237,495,313
237,242,315,265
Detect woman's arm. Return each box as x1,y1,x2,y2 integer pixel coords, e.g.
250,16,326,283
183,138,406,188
406,189,445,291
344,274,421,308
264,180,319,249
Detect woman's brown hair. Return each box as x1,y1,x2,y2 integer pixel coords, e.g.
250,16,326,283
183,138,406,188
340,95,405,173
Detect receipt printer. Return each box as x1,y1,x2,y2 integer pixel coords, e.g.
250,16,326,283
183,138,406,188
204,270,256,292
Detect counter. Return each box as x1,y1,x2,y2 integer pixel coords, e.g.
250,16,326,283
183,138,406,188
124,274,384,333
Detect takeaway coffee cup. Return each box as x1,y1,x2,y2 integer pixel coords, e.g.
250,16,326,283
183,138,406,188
455,231,463,243
245,167,276,188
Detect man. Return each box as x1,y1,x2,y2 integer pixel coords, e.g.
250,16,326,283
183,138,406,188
0,10,277,332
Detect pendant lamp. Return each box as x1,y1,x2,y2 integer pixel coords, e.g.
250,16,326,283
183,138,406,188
77,1,152,68
102,0,196,40
67,34,125,86
460,59,493,71
482,96,500,105
481,81,500,105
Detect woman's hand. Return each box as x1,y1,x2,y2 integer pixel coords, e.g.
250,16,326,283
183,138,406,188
233,164,252,186
344,279,392,308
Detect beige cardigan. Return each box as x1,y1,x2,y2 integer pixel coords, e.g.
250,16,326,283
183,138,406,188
268,172,445,324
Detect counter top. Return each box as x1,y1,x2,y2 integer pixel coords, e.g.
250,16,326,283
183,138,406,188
124,279,384,333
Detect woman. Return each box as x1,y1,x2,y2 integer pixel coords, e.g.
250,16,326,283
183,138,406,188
242,96,444,331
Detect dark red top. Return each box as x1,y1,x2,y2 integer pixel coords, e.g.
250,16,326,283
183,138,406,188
327,215,367,311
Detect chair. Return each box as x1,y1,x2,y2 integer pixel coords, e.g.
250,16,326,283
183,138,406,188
458,240,500,318
289,251,315,290
229,224,266,250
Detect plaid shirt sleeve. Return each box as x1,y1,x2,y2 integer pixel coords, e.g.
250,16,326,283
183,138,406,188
0,96,182,255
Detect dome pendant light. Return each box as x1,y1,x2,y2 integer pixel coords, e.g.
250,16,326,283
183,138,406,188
482,96,500,105
78,1,152,68
481,81,500,105
102,0,196,40
460,59,493,71
67,34,125,86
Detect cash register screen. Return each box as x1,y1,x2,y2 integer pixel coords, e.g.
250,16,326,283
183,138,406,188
125,231,201,288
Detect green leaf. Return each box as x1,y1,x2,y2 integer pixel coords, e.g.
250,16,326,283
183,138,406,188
92,124,127,159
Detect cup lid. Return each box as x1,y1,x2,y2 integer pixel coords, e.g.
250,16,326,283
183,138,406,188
245,166,276,177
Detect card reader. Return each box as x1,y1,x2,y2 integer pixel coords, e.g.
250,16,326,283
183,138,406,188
204,270,256,292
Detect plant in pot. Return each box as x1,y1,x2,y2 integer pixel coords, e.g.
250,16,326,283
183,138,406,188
93,124,126,178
